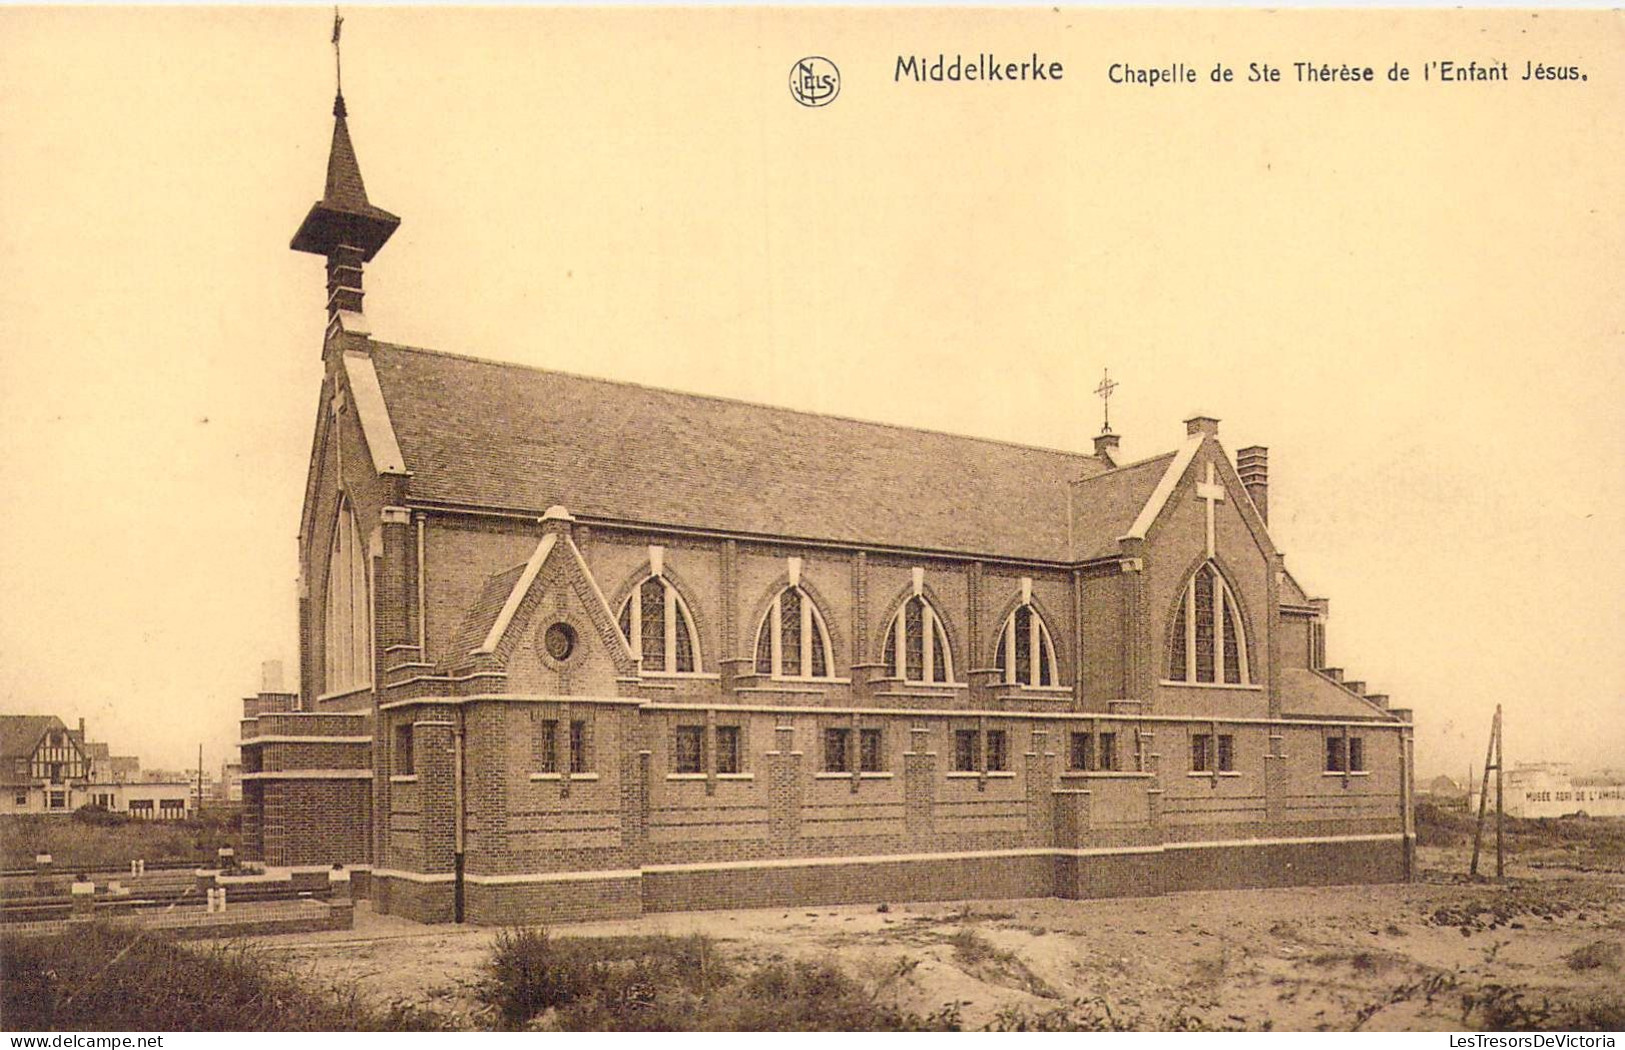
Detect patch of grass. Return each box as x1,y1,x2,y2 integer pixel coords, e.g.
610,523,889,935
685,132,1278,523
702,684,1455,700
1,812,240,871
0,923,447,1030
1565,940,1623,972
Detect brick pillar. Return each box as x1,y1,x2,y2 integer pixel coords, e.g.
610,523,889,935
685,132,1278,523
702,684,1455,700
766,722,802,853
719,540,738,696
415,719,458,875
1052,789,1091,849
1120,539,1149,713
464,706,511,875
377,508,413,664
904,725,935,841
1025,727,1054,844
1266,552,1284,720
1264,732,1287,824
624,748,651,867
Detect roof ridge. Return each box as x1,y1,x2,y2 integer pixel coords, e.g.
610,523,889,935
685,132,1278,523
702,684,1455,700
370,340,1110,467
1070,449,1177,483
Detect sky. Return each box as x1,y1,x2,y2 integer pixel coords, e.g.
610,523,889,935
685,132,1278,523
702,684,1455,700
0,7,1620,778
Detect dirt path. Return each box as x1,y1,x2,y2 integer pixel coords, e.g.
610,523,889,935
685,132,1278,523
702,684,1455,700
247,849,1624,1030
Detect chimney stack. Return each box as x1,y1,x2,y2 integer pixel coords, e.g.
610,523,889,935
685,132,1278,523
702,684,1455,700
1093,431,1120,466
1237,446,1268,523
1184,415,1220,438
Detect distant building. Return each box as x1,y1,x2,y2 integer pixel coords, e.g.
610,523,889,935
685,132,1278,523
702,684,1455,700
1,715,92,813
105,755,142,783
84,781,194,821
0,715,194,819
1424,774,1468,801
217,762,243,804
1470,763,1625,819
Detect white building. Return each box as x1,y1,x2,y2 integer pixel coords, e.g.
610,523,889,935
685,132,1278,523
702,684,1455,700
1471,763,1625,819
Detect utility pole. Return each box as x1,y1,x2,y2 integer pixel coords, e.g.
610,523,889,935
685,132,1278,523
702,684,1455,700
1469,705,1504,880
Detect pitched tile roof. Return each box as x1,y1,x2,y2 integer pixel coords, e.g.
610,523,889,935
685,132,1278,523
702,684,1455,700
1067,452,1178,561
451,563,528,659
0,715,62,762
369,342,1129,562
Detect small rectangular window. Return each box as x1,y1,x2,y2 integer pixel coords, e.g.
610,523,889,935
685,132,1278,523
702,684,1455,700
953,730,980,773
859,728,884,773
1325,736,1346,773
825,731,851,773
570,720,589,774
395,723,415,776
13,791,27,806
535,719,558,774
986,730,1008,772
1069,732,1094,771
1217,734,1235,773
1099,732,1118,772
49,791,66,809
824,728,851,772
716,726,741,775
1191,733,1211,773
674,725,704,774
1349,737,1365,773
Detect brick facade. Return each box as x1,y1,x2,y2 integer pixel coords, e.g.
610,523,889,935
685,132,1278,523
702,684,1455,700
242,88,1416,925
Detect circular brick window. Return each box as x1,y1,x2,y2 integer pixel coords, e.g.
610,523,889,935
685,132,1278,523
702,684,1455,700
543,622,577,662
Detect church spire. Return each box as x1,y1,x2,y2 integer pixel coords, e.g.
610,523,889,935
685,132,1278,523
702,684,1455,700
290,10,399,324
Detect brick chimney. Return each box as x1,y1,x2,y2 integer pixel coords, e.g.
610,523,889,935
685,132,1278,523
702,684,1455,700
1237,446,1268,523
1184,415,1220,438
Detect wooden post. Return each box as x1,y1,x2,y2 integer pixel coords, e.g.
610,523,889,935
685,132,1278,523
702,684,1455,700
1494,708,1505,881
1469,705,1502,879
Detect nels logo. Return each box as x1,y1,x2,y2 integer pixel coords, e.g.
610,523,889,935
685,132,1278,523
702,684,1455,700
790,56,840,107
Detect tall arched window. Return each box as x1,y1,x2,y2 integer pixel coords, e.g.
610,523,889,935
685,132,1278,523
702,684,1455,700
618,575,702,674
324,500,372,693
755,586,835,679
882,595,954,684
1167,561,1251,685
996,604,1058,687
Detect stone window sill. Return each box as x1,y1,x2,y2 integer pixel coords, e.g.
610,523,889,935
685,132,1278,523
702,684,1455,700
530,772,601,781
389,774,418,784
813,771,893,780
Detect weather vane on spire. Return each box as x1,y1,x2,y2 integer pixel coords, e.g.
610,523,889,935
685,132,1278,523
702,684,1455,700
332,7,345,101
1094,368,1119,434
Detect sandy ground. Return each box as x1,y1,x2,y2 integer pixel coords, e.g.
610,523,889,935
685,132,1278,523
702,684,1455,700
245,846,1624,1031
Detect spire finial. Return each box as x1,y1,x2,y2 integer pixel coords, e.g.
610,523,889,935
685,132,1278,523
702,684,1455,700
331,7,345,107
1094,368,1119,434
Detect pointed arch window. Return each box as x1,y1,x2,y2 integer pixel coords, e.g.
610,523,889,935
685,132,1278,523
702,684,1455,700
618,575,702,674
755,586,835,679
1167,561,1251,685
996,604,1059,687
324,499,372,693
883,595,955,684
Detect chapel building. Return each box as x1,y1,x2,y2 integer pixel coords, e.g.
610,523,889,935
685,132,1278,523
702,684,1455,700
238,86,1416,925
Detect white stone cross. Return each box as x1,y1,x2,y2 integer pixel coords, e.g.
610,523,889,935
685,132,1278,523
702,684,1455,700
1196,461,1226,558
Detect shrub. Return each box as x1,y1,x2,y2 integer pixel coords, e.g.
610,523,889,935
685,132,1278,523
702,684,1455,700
0,923,445,1030
479,928,959,1031
1565,940,1623,972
